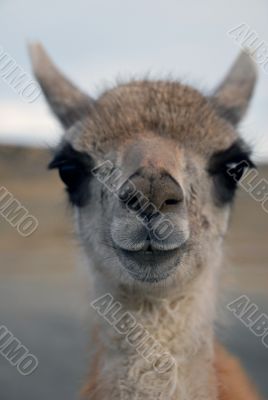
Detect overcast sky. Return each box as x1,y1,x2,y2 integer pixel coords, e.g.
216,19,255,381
0,0,267,161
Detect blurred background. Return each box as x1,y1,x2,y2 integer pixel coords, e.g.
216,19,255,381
0,1,267,399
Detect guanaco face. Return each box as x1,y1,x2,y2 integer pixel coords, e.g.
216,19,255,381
30,45,257,293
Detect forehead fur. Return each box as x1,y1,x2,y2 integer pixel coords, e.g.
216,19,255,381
30,45,256,158
70,79,237,157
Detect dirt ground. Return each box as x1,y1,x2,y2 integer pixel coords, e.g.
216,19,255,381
0,145,267,399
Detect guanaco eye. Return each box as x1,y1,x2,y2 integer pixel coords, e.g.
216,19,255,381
49,142,93,207
208,140,254,205
59,163,86,189
224,159,252,182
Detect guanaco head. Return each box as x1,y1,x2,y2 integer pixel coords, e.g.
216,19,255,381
30,44,257,291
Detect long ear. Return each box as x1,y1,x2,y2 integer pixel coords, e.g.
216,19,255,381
212,51,257,126
29,43,94,128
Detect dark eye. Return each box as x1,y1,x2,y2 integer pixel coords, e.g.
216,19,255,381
58,163,89,206
49,143,93,207
59,163,86,190
208,141,254,205
225,159,251,183
212,160,249,204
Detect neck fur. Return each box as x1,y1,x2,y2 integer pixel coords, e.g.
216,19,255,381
85,266,219,400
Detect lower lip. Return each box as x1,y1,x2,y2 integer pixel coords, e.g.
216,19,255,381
117,248,181,283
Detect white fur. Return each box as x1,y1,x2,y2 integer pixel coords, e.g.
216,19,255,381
86,248,222,400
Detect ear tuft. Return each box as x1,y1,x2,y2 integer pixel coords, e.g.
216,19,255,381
29,42,94,128
212,51,257,126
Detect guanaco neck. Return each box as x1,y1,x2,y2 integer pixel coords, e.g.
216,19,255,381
83,266,219,400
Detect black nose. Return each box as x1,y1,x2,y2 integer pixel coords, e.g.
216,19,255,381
118,168,184,218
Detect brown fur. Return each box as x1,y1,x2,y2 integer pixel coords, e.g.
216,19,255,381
80,333,261,400
71,80,235,158
81,347,104,399
215,343,261,400
81,340,261,400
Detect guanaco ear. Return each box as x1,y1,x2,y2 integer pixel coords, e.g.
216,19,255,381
29,43,94,128
212,51,257,126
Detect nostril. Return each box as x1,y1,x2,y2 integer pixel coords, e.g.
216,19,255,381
164,198,179,206
160,196,183,212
